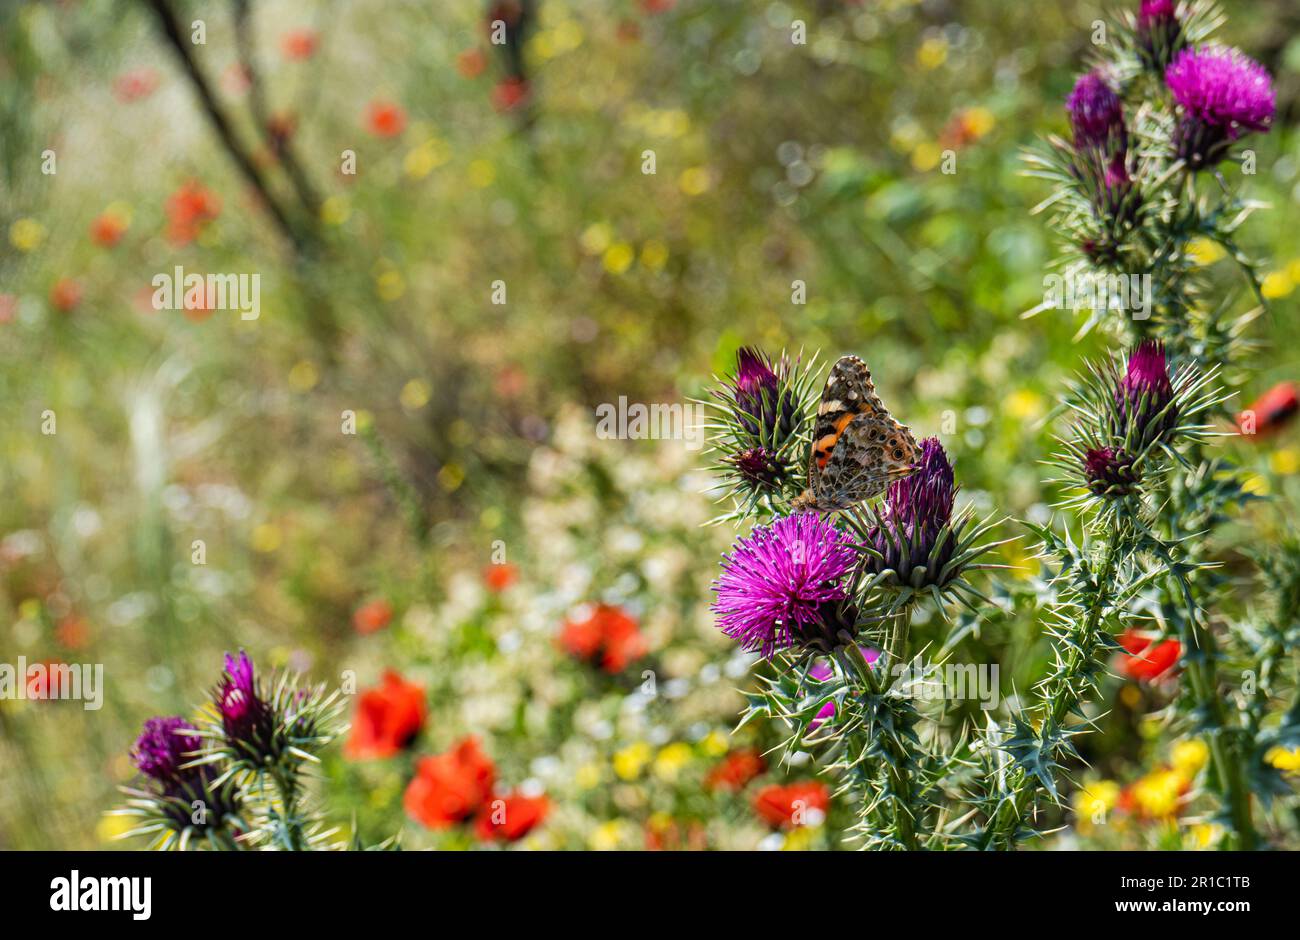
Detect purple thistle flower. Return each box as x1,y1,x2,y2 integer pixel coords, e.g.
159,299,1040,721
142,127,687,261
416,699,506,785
1116,340,1177,447
217,650,270,748
865,438,960,587
1066,71,1126,153
131,715,201,786
1083,446,1142,497
1166,47,1274,168
711,512,858,658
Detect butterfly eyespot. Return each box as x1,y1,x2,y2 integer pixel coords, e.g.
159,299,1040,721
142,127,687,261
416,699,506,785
893,449,903,460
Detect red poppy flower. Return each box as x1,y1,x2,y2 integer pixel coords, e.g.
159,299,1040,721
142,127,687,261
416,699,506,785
404,736,496,829
353,599,393,635
112,68,159,103
640,0,676,13
346,671,426,760
484,563,518,593
365,100,407,138
475,792,549,842
558,604,647,674
50,278,81,312
89,212,127,248
705,748,767,792
752,782,830,829
492,77,530,112
1237,382,1298,438
1118,629,1181,682
280,29,319,61
165,181,221,245
456,48,487,79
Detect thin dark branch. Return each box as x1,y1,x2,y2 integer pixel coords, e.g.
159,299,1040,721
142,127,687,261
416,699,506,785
143,0,306,252
231,0,322,219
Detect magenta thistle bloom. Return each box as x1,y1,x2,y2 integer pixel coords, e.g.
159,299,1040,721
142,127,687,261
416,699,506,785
1116,340,1177,447
217,650,270,748
1166,47,1274,168
1083,446,1142,497
711,512,858,658
1066,71,1126,153
131,716,201,786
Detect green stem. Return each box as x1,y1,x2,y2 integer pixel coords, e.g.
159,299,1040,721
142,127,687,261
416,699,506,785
983,525,1122,850
269,766,306,851
845,609,920,850
1177,615,1256,849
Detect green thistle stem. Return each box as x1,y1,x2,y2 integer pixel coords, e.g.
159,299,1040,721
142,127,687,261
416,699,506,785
1174,602,1256,849
983,526,1122,849
269,765,306,851
836,638,920,850
871,608,922,849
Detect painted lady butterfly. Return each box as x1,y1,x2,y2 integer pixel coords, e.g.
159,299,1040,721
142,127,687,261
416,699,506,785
792,355,919,512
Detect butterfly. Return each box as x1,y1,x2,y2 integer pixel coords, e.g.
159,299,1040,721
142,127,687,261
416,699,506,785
792,355,919,512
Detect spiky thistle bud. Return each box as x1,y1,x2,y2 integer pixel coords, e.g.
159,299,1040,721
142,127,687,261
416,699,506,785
131,716,202,789
1064,72,1140,244
1136,0,1181,72
216,650,274,759
730,347,800,445
729,445,783,489
118,714,244,849
1083,446,1142,497
855,438,999,604
863,438,955,586
1115,340,1177,449
706,347,819,513
1066,71,1127,155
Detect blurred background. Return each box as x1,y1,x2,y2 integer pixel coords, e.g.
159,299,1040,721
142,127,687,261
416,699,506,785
2,0,1299,850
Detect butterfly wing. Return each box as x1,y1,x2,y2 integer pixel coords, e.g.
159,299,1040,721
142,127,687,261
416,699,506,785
805,356,919,511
